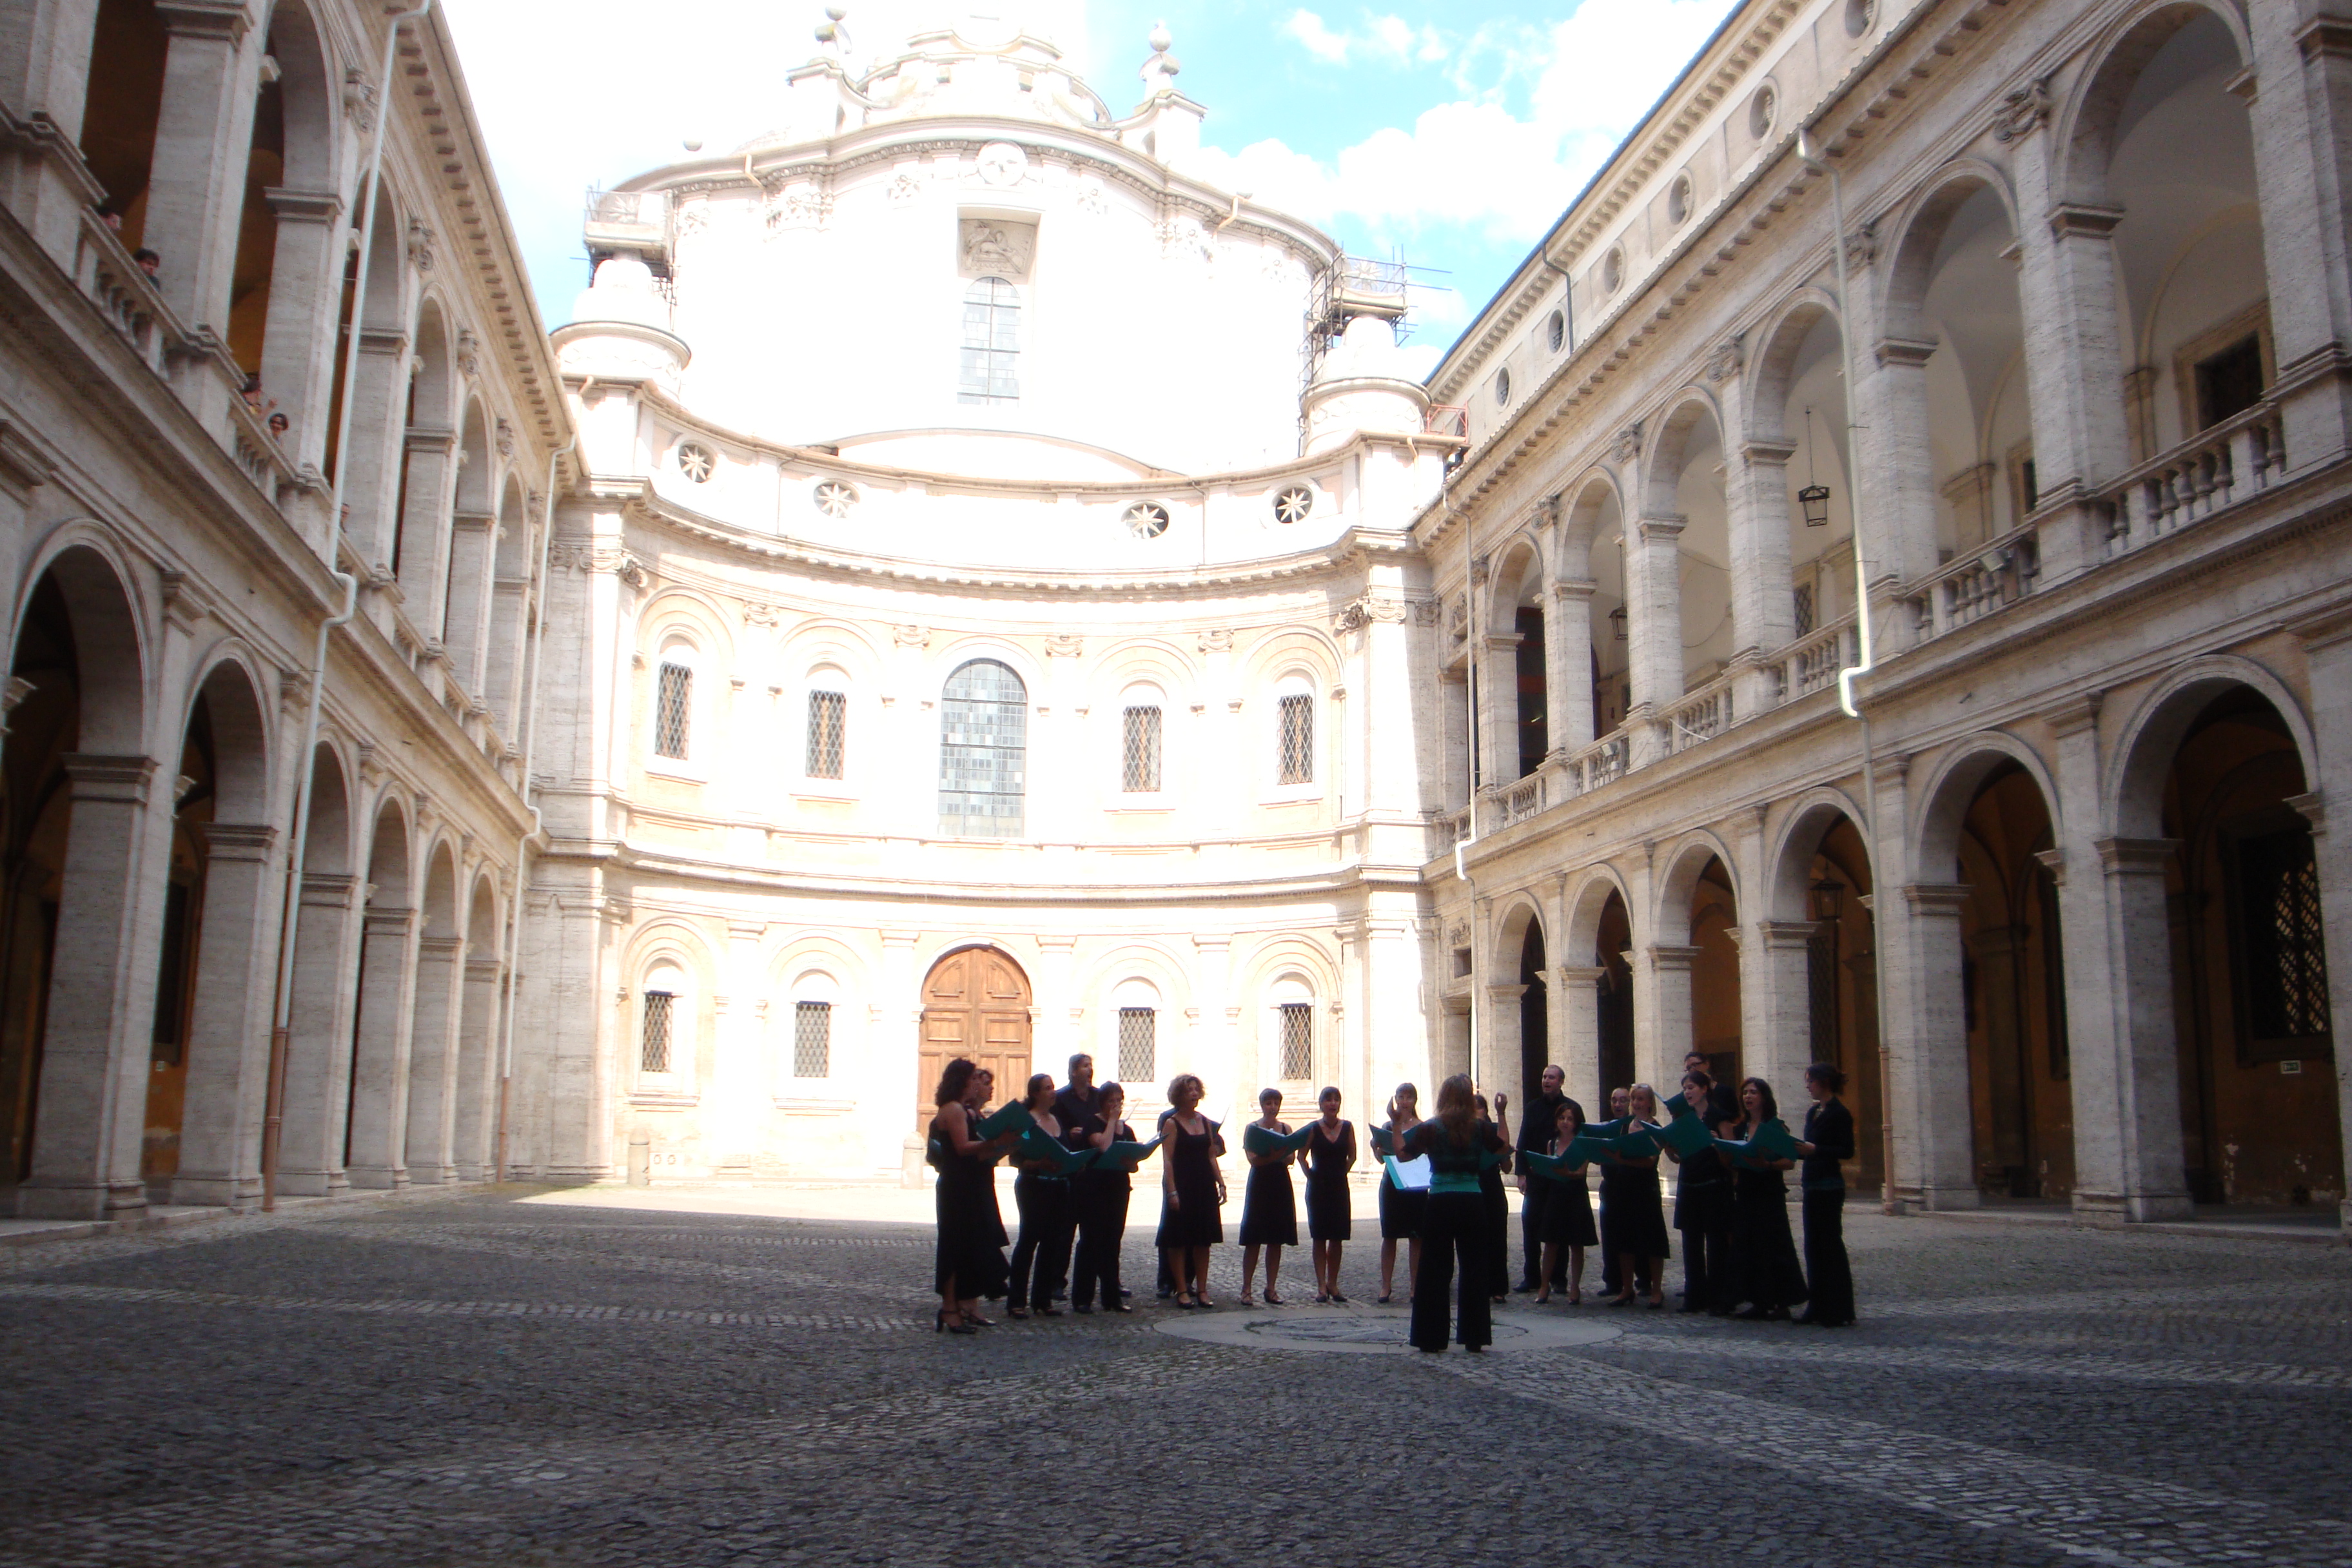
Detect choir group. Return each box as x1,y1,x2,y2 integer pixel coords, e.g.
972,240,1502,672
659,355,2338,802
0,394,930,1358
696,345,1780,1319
927,1048,1859,1349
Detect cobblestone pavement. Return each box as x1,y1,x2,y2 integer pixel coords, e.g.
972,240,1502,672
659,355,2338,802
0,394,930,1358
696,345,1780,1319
1,1187,2347,1568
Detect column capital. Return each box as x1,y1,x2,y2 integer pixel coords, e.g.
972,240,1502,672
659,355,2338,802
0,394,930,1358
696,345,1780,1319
300,871,358,905
201,821,279,862
417,934,464,958
1486,982,1529,1002
1874,336,1938,368
1740,437,1798,466
1753,919,1819,950
2041,689,2103,738
1645,943,1703,972
1552,578,1598,605
2093,836,2180,876
1035,934,1079,952
2286,791,2323,836
1901,882,1973,914
1636,514,1686,543
363,906,418,937
1555,965,1605,985
154,0,252,42
2032,847,2067,886
2047,202,2124,240
879,930,920,948
62,753,157,803
264,186,343,224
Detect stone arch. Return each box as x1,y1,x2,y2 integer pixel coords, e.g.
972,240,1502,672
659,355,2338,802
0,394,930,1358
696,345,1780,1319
916,943,1032,1124
778,617,886,690
2056,1,2254,208
180,649,274,825
1638,390,1725,518
1654,828,1741,934
14,529,150,756
1558,466,1625,579
1745,287,1844,444
1767,788,1874,921
1083,939,1191,1095
1237,625,1343,693
340,795,415,1186
401,838,465,1182
296,738,354,877
1914,730,2066,881
2108,656,2318,841
440,398,498,679
1235,934,1339,1101
1880,161,2025,340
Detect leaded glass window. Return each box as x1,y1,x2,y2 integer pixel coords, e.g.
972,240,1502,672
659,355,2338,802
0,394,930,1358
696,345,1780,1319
793,1001,832,1079
959,277,1020,405
807,690,845,779
1277,693,1314,785
1277,1001,1313,1081
1117,1006,1155,1083
1122,705,1162,792
640,991,674,1073
654,662,692,760
2235,823,2331,1050
939,659,1026,836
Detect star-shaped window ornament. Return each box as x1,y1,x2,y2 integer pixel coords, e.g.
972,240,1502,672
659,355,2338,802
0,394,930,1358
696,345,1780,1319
676,443,714,484
814,480,858,518
1274,486,1313,525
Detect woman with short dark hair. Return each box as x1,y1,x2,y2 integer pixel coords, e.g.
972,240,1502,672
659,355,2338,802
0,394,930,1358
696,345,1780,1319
1796,1063,1857,1327
1239,1086,1298,1304
1400,1075,1509,1353
929,1058,1017,1333
1300,1086,1356,1302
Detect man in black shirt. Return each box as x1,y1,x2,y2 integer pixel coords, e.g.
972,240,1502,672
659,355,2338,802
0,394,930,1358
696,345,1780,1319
1684,1050,1738,1128
1046,1055,1101,1299
1513,1063,1567,1291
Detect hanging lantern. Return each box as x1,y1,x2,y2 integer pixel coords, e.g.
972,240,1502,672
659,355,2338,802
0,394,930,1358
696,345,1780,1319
1799,483,1832,527
1609,603,1627,641
1809,877,1846,921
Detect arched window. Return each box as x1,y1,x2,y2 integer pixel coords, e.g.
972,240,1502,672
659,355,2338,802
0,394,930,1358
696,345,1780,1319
640,963,685,1075
939,659,1026,836
1111,977,1158,1084
792,971,838,1080
1275,675,1315,787
653,644,694,760
1121,683,1163,793
1270,975,1314,1083
806,666,847,781
959,277,1020,405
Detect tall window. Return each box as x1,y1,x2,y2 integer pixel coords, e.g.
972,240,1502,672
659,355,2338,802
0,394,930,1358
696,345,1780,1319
640,990,674,1073
2231,821,2331,1052
939,659,1027,836
1277,1001,1313,1082
959,277,1020,405
1122,705,1162,792
654,661,692,760
1277,692,1315,785
793,1001,832,1079
1117,1007,1155,1083
807,689,846,779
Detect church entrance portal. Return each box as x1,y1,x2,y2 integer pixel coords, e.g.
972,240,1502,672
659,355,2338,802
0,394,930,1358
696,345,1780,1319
917,946,1033,1125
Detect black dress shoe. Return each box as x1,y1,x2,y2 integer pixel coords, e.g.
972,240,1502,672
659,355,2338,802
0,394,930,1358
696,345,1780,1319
1119,1288,1133,1298
1106,1302,1133,1314
1072,1304,1095,1315
1512,1281,1540,1293
1676,1302,1708,1315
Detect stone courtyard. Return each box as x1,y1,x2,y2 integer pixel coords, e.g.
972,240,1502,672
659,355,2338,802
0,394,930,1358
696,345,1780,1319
1,1190,2346,1567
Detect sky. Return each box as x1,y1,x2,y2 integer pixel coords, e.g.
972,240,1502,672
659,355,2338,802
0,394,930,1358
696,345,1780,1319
441,0,1740,380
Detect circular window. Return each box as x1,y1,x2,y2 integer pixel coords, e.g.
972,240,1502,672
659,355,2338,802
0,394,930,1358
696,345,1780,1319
1667,172,1693,226
1600,247,1625,295
1273,485,1313,525
813,479,858,518
1749,82,1778,140
1545,310,1565,354
676,442,714,484
1845,0,1874,38
1124,500,1170,539
1494,368,1512,407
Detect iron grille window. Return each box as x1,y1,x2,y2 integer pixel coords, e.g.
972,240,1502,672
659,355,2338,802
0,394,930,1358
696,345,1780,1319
958,277,1020,405
793,1001,832,1079
1792,582,1816,637
807,690,845,779
640,991,674,1073
939,659,1027,837
1117,1007,1155,1083
653,662,692,760
1278,1002,1313,1081
2234,823,2331,1049
1277,694,1314,785
1122,705,1162,792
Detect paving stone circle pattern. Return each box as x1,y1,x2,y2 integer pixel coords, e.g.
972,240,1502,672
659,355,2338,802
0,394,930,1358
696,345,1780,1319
1,1188,2347,1567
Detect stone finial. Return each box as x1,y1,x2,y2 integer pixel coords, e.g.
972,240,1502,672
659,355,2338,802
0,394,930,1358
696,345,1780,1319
1141,21,1180,92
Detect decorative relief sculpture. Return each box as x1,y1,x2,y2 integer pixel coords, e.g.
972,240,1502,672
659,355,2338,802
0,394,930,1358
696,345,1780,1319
1704,335,1745,384
1197,628,1234,653
975,141,1030,188
892,624,931,649
958,218,1037,281
1994,77,2053,142
1044,633,1083,658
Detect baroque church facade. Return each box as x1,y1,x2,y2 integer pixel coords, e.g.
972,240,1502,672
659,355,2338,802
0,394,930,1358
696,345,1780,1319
0,0,2346,1229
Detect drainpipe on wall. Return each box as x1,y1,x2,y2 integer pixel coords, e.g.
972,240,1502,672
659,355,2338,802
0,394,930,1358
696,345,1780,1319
260,0,436,1213
1798,126,1897,1218
1446,480,1479,1087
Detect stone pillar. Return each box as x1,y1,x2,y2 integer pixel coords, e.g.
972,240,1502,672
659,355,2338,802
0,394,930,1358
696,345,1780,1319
257,187,346,479
1475,631,1520,788
1749,920,1817,1102
1361,903,1422,1108
1555,965,1605,1117
451,954,503,1181
344,331,410,571
396,426,457,623
1035,935,1077,1079
710,919,767,1175
1868,337,1943,588
1191,934,1234,1111
345,906,419,1189
1642,945,1699,1092
1732,439,1798,713
485,574,530,737
1547,580,1596,752
1971,923,2028,1176
2247,8,2352,468
2288,605,2352,1235
170,821,280,1208
1627,516,1685,714
400,932,464,1184
142,1,257,333
2085,838,2195,1220
275,871,360,1195
15,756,164,1219
1484,981,1526,1105
1892,883,1979,1210
440,512,496,694
0,1,106,268
885,930,926,1185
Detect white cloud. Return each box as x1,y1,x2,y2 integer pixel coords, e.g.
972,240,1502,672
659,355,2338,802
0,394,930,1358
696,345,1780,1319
1279,8,1448,69
1280,10,1353,64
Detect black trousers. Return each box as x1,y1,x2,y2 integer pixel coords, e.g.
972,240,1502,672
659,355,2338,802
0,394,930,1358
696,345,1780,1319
1518,1178,1565,1286
1008,1175,1075,1311
1411,1191,1493,1351
1680,1222,1732,1309
1801,1187,1856,1324
1072,1179,1127,1309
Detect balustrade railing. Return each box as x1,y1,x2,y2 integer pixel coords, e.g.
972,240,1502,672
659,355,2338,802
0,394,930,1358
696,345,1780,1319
1771,616,1857,702
1663,674,1734,754
1565,729,1629,794
2102,398,2284,555
74,210,176,377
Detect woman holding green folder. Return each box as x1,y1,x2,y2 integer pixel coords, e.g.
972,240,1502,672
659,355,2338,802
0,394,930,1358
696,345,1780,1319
1600,1084,1670,1308
1375,1083,1427,1304
930,1059,1019,1335
1400,1075,1509,1353
1725,1077,1810,1321
1536,1097,1597,1304
1006,1073,1076,1320
1239,1088,1298,1304
1071,1081,1139,1314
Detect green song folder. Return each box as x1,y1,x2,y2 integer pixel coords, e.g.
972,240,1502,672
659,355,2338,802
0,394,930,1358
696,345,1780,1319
1656,1113,1714,1157
972,1102,1034,1140
1369,1124,1400,1157
1560,1130,1617,1166
1611,1122,1663,1159
1092,1136,1161,1172
1384,1154,1433,1191
1714,1118,1802,1164
1663,1091,1692,1119
1017,1128,1096,1174
1520,1148,1588,1181
1478,1144,1509,1172
1242,1122,1314,1156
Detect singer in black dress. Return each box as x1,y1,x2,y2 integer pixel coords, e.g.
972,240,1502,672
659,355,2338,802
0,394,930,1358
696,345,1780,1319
1400,1075,1509,1353
1005,1073,1075,1318
1376,1083,1426,1304
1726,1075,1810,1320
1796,1063,1857,1327
1536,1097,1597,1304
1160,1073,1226,1308
1599,1084,1670,1307
1071,1081,1139,1314
1301,1087,1356,1302
1239,1087,1298,1304
930,1059,1015,1333
1667,1069,1735,1315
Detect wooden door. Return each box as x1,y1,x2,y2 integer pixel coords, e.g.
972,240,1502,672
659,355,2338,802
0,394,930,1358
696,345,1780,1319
917,946,1033,1128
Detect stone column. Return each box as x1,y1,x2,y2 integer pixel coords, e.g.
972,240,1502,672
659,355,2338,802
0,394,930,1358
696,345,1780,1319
345,906,420,1189
1484,981,1526,1104
1732,439,1798,713
710,919,767,1175
1970,923,2028,1177
2288,605,2352,1235
1360,903,1421,1107
1034,935,1077,1079
276,872,360,1195
396,426,457,625
1475,632,1521,788
344,331,410,572
1892,883,1978,1210
440,511,496,694
884,930,926,1184
1555,965,1605,1116
1749,920,1817,1101
2088,838,2194,1220
1191,934,1235,1110
1868,337,1943,589
0,5,106,268
1626,516,1685,758
1547,580,1596,752
452,953,503,1181
400,932,464,1184
142,1,257,333
257,187,346,479
15,756,164,1219
485,573,531,738
1642,945,1699,1091
170,821,280,1208
2246,7,2352,467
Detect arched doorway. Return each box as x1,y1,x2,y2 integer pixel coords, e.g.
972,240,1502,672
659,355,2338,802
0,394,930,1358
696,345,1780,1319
1517,919,1547,1110
1689,856,1741,1088
917,946,1032,1124
1781,810,1882,1194
1596,890,1634,1099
